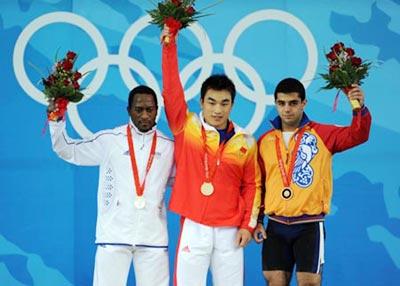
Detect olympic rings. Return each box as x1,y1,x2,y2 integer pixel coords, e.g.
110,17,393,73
13,10,317,137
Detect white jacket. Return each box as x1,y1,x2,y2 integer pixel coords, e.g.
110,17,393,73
49,120,174,247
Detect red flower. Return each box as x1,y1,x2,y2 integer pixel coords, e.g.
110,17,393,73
329,65,339,72
66,51,76,60
73,71,82,81
331,42,344,53
186,6,195,16
42,50,86,122
321,42,371,97
165,17,182,36
351,57,362,66
326,51,337,61
148,0,211,31
346,48,355,57
43,75,55,86
73,81,80,89
62,59,73,71
171,0,181,6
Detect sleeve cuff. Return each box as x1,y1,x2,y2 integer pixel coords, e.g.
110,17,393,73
353,105,369,116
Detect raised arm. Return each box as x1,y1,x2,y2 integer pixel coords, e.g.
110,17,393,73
49,120,104,166
161,27,188,135
314,108,371,154
314,85,371,153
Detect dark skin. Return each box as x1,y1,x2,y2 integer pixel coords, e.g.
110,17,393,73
127,93,158,132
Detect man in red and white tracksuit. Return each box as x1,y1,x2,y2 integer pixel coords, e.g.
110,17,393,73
161,27,261,286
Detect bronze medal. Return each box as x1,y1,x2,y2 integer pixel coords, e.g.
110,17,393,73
200,182,214,196
275,129,306,203
281,188,293,200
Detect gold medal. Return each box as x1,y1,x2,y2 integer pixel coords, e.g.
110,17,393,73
281,188,293,200
134,196,146,209
200,182,214,196
200,124,232,198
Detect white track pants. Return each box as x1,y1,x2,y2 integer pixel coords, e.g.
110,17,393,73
174,219,243,286
93,244,169,286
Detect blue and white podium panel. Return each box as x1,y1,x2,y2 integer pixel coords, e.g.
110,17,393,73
1,0,399,285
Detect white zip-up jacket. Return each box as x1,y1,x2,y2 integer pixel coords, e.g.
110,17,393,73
49,120,174,247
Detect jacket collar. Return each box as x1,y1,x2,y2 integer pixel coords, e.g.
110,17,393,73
270,112,311,130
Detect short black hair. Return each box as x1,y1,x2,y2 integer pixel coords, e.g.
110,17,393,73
274,78,306,101
200,74,236,103
128,85,158,109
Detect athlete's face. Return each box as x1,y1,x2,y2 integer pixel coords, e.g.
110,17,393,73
275,92,307,131
128,93,157,132
201,89,233,130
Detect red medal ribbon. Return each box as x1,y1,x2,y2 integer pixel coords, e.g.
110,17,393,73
126,125,157,197
201,122,233,183
275,128,306,187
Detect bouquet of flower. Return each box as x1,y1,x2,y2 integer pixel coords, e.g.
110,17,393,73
148,0,210,43
42,51,85,121
320,42,371,111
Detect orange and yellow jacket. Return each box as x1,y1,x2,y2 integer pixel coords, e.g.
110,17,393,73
162,41,261,232
258,109,371,223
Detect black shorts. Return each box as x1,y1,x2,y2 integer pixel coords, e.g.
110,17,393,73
262,220,325,274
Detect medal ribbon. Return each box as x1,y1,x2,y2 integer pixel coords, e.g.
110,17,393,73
126,125,157,197
275,128,306,187
201,123,233,183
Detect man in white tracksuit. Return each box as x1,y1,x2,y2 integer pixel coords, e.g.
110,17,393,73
49,85,174,286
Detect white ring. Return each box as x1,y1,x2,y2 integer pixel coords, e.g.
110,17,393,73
224,9,318,91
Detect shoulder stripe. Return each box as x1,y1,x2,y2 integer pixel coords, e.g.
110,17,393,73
62,131,125,145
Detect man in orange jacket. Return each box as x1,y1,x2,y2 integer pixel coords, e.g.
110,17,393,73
254,78,371,286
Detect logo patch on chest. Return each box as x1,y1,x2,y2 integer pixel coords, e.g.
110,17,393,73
292,133,319,188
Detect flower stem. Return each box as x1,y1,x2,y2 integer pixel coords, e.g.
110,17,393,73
28,61,46,78
198,0,224,13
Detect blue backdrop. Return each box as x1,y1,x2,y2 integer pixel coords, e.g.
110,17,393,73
1,0,399,285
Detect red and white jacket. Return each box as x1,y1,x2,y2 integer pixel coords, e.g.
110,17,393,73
162,40,261,232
